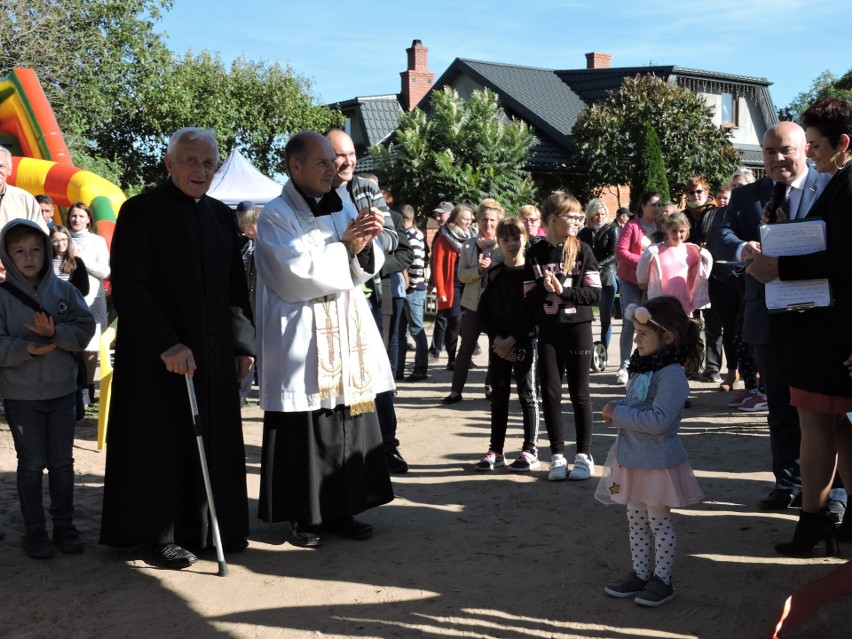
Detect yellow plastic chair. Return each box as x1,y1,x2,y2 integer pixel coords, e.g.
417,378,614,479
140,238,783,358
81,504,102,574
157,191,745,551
97,319,117,450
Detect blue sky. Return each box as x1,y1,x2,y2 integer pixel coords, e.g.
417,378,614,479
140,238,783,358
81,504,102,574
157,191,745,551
158,0,850,111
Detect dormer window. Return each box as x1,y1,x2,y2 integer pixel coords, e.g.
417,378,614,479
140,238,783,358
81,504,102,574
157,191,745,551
721,92,738,127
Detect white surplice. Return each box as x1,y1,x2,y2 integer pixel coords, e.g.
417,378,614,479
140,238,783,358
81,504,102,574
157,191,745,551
255,180,394,413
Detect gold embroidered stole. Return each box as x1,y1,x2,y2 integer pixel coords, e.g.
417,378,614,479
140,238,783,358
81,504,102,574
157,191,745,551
284,187,375,414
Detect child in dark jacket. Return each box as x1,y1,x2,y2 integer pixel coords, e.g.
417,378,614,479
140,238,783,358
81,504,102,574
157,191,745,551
475,218,540,471
0,219,95,559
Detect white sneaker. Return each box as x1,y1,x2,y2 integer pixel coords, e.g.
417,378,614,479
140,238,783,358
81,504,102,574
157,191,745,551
569,453,595,480
616,368,629,385
548,454,568,481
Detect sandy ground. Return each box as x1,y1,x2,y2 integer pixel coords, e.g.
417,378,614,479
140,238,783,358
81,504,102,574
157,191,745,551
1,324,851,639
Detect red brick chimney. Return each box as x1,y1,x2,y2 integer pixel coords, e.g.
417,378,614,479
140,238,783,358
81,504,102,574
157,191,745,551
400,39,434,111
585,52,612,69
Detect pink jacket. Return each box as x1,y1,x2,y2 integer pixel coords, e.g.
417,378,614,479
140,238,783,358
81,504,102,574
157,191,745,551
636,242,713,315
615,219,657,284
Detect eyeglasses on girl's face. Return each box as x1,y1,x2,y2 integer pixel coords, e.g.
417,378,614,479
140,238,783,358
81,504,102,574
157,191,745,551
556,214,584,223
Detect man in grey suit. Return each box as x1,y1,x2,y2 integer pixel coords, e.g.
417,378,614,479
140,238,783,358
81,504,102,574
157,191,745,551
712,121,830,510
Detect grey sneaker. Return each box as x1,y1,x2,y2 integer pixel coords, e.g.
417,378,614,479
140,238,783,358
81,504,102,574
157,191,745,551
604,572,648,598
634,575,675,607
568,453,595,480
548,454,568,481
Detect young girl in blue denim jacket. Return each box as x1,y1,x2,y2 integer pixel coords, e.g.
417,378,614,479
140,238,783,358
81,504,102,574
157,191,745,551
0,220,95,559
596,296,703,607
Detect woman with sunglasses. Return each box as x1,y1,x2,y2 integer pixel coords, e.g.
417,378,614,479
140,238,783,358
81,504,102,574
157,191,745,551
614,191,662,385
681,177,724,384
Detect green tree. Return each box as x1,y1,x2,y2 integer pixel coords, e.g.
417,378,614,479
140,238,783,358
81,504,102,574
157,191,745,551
371,87,536,213
2,0,341,189
1,0,175,182
226,57,343,177
632,121,670,206
778,69,852,122
63,49,341,188
573,74,739,199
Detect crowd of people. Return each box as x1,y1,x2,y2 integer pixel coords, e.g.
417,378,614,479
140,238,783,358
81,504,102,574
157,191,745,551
1,97,851,612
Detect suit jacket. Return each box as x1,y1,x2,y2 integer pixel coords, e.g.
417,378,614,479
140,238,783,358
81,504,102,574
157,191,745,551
710,168,827,346
776,164,852,396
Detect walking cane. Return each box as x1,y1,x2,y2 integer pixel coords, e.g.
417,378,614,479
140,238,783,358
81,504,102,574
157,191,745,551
185,374,229,577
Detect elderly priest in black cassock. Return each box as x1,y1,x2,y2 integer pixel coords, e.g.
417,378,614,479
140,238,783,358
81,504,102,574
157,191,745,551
100,127,255,569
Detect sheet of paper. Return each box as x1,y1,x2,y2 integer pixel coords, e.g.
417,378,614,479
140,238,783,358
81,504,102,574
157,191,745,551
764,278,832,310
760,219,826,257
759,220,831,311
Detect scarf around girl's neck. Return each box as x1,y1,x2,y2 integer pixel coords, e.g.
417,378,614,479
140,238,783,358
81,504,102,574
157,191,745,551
626,346,689,401
441,224,471,253
627,346,688,374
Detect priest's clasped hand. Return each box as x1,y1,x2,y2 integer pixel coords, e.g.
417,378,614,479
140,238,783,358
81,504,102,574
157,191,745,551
342,207,384,254
161,343,197,377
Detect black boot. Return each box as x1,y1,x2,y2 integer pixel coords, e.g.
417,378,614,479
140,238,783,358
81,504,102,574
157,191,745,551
775,507,839,557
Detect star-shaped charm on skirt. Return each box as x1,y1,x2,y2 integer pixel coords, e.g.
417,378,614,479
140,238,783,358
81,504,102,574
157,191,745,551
609,483,620,495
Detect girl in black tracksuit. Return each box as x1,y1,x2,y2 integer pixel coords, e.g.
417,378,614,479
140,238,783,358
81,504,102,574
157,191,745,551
475,218,540,472
527,191,602,481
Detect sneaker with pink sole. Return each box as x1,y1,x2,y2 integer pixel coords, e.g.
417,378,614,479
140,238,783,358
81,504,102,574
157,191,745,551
738,391,769,412
728,388,755,408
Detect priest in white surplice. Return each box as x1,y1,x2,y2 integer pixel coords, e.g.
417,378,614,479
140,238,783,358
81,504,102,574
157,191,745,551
255,132,394,547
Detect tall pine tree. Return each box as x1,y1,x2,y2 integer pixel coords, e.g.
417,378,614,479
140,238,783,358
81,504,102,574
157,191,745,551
632,121,671,208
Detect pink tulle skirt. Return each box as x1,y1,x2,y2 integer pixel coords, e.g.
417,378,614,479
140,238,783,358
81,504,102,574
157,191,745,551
595,438,703,508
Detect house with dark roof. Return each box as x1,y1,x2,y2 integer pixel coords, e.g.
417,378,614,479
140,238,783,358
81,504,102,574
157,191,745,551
330,43,777,201
428,52,776,191
328,40,433,173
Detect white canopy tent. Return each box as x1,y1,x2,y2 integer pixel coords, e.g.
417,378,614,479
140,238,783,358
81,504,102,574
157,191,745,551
208,149,283,208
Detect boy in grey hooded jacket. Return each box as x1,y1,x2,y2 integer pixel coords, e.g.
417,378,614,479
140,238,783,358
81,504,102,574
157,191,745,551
0,219,95,559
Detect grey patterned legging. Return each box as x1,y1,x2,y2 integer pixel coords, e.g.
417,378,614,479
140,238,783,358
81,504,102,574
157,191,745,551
627,502,677,586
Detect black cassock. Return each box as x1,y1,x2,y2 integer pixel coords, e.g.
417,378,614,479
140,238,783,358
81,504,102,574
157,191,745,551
100,179,254,549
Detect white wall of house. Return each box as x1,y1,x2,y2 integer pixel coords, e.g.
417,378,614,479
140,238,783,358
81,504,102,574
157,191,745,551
448,75,485,100
699,90,765,146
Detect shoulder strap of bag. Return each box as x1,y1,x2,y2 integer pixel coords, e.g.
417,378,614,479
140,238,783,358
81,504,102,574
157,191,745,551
0,282,46,314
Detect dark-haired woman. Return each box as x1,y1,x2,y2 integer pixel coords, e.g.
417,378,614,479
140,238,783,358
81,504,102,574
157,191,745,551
614,191,661,384
748,98,852,555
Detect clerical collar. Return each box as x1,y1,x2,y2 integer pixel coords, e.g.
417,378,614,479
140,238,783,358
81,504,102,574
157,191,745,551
293,182,342,216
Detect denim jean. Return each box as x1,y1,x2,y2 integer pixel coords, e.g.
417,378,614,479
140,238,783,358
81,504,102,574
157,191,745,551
430,312,447,356
397,288,428,377
5,393,77,533
617,278,644,369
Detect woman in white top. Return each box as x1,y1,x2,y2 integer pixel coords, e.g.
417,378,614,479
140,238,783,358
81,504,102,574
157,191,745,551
67,202,110,402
